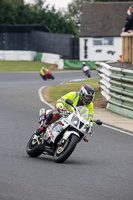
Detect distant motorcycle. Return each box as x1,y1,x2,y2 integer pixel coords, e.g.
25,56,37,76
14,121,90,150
26,99,102,163
82,66,91,78
40,70,54,81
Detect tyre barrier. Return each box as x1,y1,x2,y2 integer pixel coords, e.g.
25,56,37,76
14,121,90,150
96,62,133,119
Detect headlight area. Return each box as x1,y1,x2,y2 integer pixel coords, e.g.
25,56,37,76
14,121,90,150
71,116,79,127
83,124,90,133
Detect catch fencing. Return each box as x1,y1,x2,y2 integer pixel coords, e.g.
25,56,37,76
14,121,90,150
96,62,133,119
0,25,79,60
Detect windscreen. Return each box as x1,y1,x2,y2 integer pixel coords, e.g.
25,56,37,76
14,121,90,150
77,106,90,120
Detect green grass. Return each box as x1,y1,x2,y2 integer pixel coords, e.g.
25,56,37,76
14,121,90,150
0,61,52,71
49,78,101,103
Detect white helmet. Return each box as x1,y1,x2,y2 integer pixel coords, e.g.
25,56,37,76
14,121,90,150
80,84,95,105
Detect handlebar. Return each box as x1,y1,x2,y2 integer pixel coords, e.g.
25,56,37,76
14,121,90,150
92,119,102,125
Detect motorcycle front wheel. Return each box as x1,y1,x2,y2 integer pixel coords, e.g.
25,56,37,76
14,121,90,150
54,134,79,163
51,75,54,80
26,134,42,157
85,71,91,78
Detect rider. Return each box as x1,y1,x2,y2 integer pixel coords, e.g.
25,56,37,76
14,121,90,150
36,84,95,135
81,62,91,77
40,67,48,80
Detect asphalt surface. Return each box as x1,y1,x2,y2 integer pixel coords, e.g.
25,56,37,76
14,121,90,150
0,71,133,200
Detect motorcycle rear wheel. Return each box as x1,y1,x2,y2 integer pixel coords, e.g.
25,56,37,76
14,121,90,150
54,134,79,163
26,134,42,157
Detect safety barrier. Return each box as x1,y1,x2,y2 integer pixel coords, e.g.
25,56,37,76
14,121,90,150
0,51,63,69
0,50,36,61
96,62,133,119
0,50,97,70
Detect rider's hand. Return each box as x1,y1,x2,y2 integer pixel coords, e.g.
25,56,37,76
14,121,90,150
57,106,68,116
35,127,44,135
39,115,46,124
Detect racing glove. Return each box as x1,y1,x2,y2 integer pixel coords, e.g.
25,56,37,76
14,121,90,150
57,106,68,117
35,126,45,135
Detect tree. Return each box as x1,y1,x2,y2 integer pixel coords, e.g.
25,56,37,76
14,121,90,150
67,0,82,23
33,0,45,11
10,0,24,5
0,0,16,24
0,0,79,36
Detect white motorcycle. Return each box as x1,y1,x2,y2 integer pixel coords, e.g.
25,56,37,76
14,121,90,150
82,65,91,78
26,99,102,163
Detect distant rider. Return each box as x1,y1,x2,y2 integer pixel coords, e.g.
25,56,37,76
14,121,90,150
40,67,48,80
36,84,95,135
81,62,91,78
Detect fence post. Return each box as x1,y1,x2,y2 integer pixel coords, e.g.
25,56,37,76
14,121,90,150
121,32,133,64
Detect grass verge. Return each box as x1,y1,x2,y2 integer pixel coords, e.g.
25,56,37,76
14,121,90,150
47,78,104,106
0,61,58,71
0,61,106,108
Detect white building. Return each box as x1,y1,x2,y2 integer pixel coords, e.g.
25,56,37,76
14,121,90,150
79,2,131,61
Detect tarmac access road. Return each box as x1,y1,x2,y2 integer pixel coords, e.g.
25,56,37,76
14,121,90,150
0,71,133,200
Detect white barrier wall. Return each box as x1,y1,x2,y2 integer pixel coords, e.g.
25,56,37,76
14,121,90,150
41,53,64,69
0,51,36,61
0,51,64,69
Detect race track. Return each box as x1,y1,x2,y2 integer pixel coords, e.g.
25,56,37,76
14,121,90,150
0,71,133,200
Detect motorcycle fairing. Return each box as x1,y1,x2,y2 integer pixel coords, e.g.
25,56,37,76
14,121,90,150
62,130,80,141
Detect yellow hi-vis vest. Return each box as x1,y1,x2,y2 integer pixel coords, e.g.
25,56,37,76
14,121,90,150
40,68,48,76
56,92,94,127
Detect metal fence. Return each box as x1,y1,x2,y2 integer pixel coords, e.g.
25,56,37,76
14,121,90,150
0,25,79,60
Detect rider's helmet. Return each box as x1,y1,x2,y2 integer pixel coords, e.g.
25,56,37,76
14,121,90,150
42,67,45,71
82,62,86,66
79,84,95,105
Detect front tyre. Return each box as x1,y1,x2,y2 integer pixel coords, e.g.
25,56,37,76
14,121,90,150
54,134,79,163
26,134,42,157
51,75,54,80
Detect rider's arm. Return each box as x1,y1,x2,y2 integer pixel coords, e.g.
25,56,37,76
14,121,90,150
40,68,45,75
56,92,77,109
88,102,94,127
56,98,65,108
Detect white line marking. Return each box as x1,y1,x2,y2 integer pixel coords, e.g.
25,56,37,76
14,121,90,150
38,86,54,109
102,124,133,136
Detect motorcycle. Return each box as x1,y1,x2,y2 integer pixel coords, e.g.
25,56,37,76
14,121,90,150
26,99,102,163
40,70,54,81
82,66,91,78
84,70,91,78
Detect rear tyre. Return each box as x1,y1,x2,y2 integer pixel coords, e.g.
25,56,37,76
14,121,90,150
26,134,42,157
54,134,79,163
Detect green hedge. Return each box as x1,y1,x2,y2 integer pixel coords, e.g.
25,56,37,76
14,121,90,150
64,60,97,70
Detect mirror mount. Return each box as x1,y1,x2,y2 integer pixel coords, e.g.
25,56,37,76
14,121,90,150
95,119,102,126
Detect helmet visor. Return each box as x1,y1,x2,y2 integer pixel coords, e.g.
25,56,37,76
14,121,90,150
83,94,93,103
